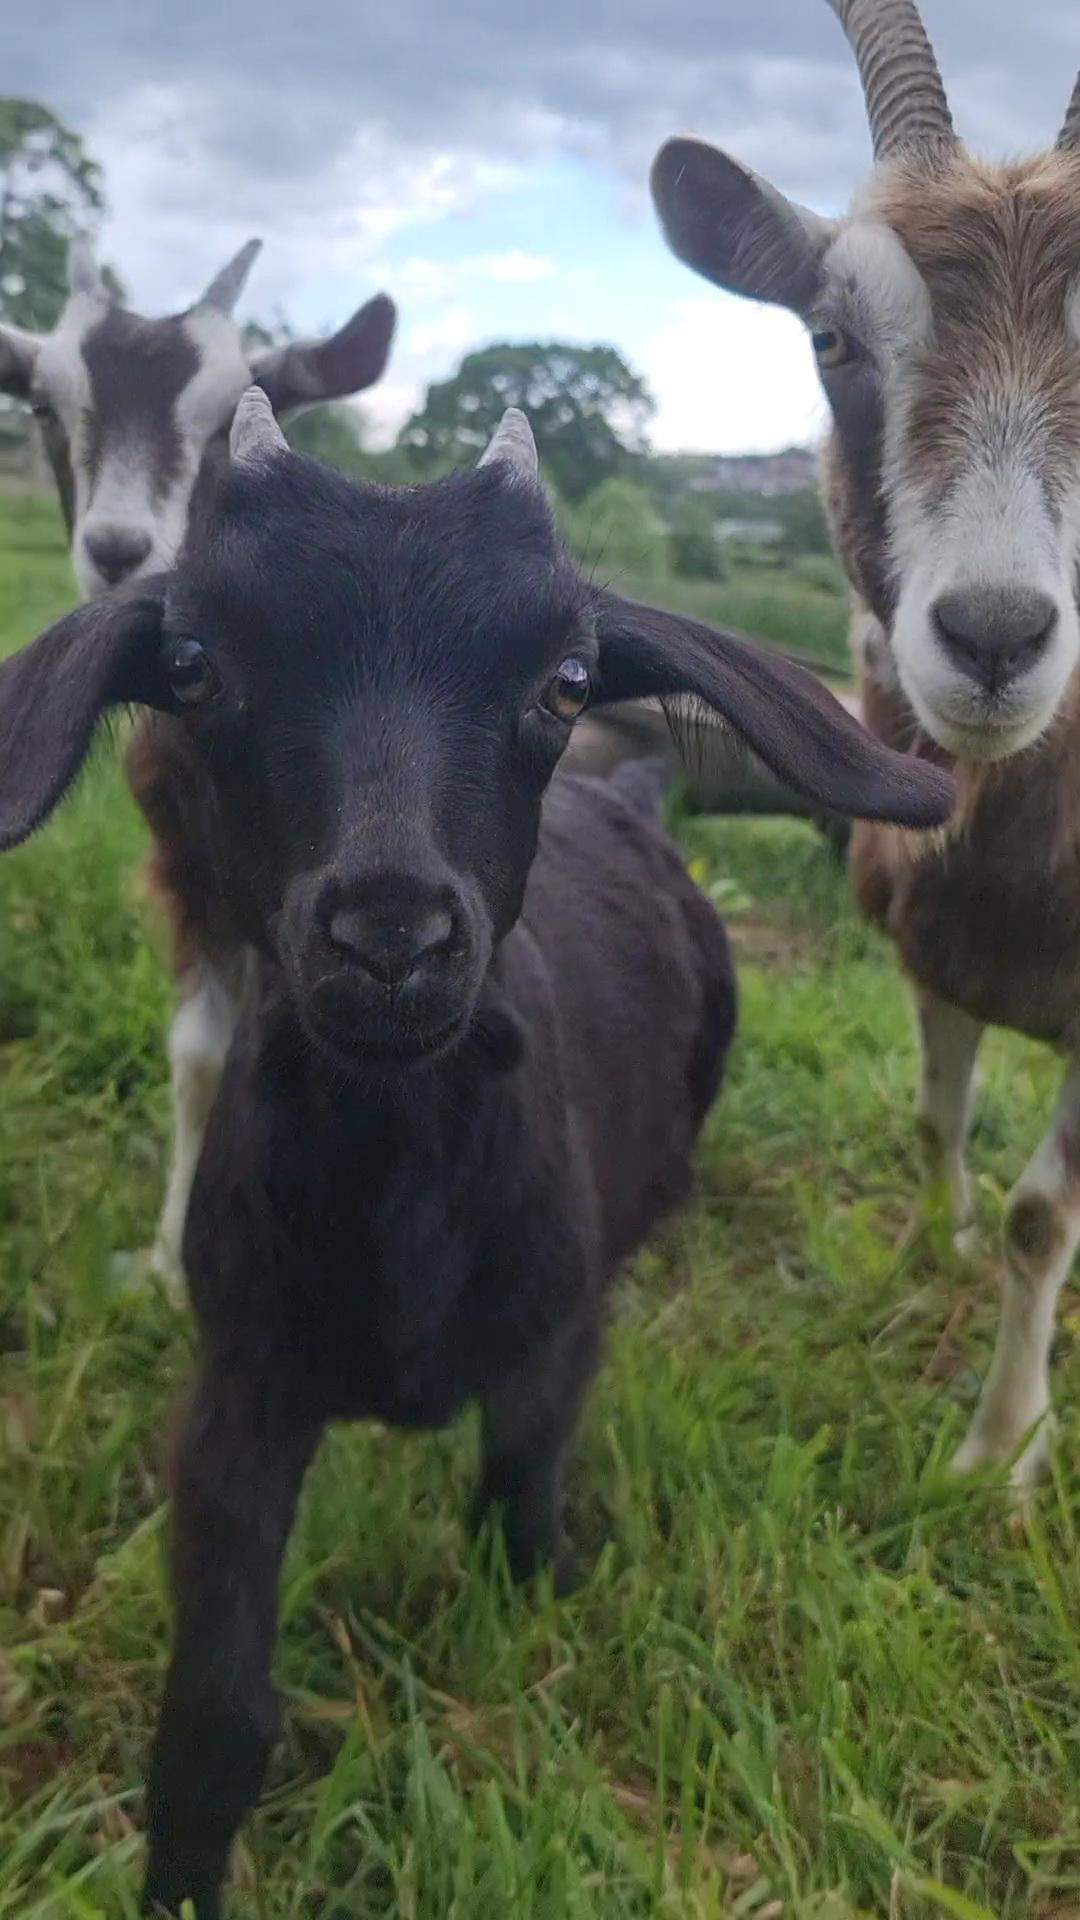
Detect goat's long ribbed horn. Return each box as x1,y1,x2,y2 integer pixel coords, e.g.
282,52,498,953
826,0,955,160
1058,74,1080,151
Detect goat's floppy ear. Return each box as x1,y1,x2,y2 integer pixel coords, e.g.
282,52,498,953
250,293,397,413
592,594,954,828
650,138,834,316
0,580,165,852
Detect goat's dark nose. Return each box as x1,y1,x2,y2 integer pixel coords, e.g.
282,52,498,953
328,901,456,989
932,587,1057,693
84,526,152,585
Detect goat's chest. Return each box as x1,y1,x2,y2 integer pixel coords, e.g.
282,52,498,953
195,1050,588,1430
854,776,1080,1046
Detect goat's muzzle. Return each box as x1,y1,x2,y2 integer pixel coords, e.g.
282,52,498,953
280,866,488,1070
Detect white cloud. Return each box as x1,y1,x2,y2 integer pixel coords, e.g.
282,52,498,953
641,295,827,455
479,250,557,284
85,84,522,322
358,307,483,448
366,251,557,306
405,305,477,361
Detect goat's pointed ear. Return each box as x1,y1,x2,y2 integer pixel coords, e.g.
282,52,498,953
0,581,166,852
592,594,954,828
650,137,834,315
0,321,40,400
249,293,397,413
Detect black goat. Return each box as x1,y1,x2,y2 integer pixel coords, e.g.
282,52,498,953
0,394,953,1917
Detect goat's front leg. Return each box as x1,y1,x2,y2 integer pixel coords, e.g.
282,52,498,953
916,990,984,1256
473,1317,601,1588
952,1064,1080,1488
150,965,239,1302
142,1365,322,1919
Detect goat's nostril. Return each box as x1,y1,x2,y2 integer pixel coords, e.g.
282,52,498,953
84,527,153,585
328,904,456,988
932,587,1057,692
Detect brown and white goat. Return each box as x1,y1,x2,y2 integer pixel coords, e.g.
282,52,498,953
0,239,395,1289
651,0,1080,1485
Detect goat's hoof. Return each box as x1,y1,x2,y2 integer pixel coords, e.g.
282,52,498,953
509,1542,582,1596
551,1544,584,1597
142,1877,221,1919
108,1246,185,1308
952,1224,979,1264
147,1241,188,1308
873,1283,938,1344
950,1408,1055,1491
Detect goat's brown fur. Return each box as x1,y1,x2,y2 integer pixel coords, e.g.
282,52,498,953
836,151,1080,1046
852,668,1080,1046
862,149,1080,502
126,716,247,982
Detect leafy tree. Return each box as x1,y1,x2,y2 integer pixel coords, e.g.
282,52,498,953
281,402,413,485
0,99,110,330
285,403,366,472
777,486,832,558
668,495,727,582
398,341,655,501
564,477,668,584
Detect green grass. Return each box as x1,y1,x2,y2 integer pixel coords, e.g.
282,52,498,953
601,566,851,677
1,489,1079,1918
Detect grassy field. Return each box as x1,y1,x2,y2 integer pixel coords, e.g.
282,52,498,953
613,566,850,678
1,491,1079,1919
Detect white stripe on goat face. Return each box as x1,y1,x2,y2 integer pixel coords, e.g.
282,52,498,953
816,154,1080,763
32,298,253,600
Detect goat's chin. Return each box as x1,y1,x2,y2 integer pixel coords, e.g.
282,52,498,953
297,1002,474,1076
896,670,1060,765
919,712,1048,765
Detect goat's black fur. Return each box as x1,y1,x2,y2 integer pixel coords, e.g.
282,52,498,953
0,427,954,1917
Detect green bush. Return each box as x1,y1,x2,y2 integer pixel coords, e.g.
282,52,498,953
792,552,845,595
668,495,727,581
563,477,668,583
776,485,832,557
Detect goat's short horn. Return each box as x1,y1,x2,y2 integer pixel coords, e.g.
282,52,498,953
68,235,106,301
1058,73,1080,150
230,386,288,465
477,408,539,482
826,0,956,160
198,239,262,316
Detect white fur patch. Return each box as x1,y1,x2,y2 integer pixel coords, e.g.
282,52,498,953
151,967,239,1296
887,401,1080,758
953,1065,1080,1486
820,225,1080,761
32,296,254,599
818,220,932,367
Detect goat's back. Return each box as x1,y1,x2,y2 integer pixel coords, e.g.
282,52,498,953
520,770,736,1270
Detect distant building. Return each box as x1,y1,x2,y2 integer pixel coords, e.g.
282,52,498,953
716,517,784,546
692,447,818,497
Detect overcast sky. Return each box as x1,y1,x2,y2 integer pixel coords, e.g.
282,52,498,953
8,2,1078,452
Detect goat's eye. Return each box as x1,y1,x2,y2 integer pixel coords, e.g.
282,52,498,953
812,326,853,371
163,638,220,707
541,657,591,723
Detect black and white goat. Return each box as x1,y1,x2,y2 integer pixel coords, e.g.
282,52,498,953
0,397,951,1917
0,237,395,1291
